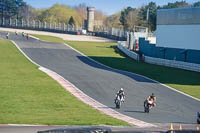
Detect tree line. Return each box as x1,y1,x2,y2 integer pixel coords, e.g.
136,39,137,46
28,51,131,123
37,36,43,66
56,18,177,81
0,1,106,27
1,0,200,31
107,1,200,31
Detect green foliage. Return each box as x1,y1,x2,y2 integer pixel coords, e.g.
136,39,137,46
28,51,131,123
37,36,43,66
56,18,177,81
193,2,200,7
160,1,189,9
120,7,133,29
0,0,26,18
139,2,157,31
68,16,75,26
37,4,81,26
106,12,122,28
117,1,195,31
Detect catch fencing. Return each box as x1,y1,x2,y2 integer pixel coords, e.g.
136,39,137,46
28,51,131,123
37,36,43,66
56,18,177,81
0,18,82,34
0,18,150,41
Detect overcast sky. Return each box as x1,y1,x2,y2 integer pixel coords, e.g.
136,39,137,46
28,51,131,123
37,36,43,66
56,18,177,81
24,0,200,15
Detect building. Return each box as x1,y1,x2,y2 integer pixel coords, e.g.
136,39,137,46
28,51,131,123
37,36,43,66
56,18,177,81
156,7,200,50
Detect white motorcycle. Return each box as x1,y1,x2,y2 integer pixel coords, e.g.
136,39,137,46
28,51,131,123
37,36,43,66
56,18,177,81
144,99,153,113
115,95,124,109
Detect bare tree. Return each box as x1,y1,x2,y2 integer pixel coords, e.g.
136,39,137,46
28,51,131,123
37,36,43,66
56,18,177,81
125,9,139,30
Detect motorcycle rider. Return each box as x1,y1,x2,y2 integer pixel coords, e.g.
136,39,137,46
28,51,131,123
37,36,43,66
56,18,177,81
116,88,125,102
145,93,156,108
6,32,9,39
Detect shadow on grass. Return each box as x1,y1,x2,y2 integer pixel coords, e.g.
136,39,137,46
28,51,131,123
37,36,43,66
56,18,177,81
77,55,200,86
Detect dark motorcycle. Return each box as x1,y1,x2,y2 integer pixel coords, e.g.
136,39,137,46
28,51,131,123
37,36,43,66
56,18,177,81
115,95,123,109
197,112,200,124
144,99,153,113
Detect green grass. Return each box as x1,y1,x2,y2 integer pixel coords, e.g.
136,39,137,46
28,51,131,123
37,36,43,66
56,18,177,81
0,39,130,126
32,34,65,43
30,35,200,99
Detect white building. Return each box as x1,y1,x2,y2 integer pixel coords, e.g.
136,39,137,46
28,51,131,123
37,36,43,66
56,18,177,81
156,7,200,50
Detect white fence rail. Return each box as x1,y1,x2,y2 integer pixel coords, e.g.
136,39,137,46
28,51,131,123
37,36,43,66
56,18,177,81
117,41,139,61
118,41,200,72
145,56,200,72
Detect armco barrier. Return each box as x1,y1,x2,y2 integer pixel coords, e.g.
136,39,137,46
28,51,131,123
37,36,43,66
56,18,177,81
117,41,139,61
118,41,200,72
144,56,200,72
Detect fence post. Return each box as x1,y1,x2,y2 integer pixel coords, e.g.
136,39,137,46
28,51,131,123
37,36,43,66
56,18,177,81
44,21,46,29
2,17,5,26
33,20,35,28
49,22,51,29
15,19,17,27
54,22,56,30
27,19,29,28
63,23,65,31
38,21,40,29
21,19,24,27
9,18,12,26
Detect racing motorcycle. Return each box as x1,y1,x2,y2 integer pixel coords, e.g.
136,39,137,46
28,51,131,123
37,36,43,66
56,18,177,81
197,112,200,124
144,99,153,113
115,95,123,109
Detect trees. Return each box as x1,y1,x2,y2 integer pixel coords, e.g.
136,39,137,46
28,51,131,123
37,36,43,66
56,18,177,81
160,1,189,9
74,3,87,26
124,9,139,30
193,2,200,7
120,7,133,29
105,12,122,28
37,4,81,26
138,2,157,31
68,16,75,26
0,0,26,19
117,1,192,31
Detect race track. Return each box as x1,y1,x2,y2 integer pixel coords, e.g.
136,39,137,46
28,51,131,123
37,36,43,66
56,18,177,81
1,32,200,124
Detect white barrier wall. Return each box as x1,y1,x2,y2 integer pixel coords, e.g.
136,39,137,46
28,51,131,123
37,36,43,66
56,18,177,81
117,41,139,61
117,41,200,72
145,56,200,72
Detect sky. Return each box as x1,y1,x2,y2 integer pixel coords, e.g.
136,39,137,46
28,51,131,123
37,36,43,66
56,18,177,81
23,0,200,15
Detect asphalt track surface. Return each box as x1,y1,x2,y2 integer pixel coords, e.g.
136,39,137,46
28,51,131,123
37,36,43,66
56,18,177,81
1,32,200,125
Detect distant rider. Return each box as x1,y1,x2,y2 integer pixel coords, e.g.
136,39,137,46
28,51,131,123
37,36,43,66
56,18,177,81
145,93,156,108
116,88,125,102
6,32,9,39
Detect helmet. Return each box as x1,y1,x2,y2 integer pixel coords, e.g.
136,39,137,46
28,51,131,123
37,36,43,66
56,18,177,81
120,88,124,91
151,93,155,98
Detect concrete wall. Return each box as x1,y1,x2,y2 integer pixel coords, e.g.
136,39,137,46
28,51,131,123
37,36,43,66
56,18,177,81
156,7,200,50
139,38,200,64
118,41,200,72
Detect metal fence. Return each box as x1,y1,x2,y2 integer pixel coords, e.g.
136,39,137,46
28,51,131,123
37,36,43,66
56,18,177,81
0,18,82,34
0,17,150,42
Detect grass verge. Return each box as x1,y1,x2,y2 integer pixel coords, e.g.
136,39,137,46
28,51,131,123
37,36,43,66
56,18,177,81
0,39,130,126
31,34,200,99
